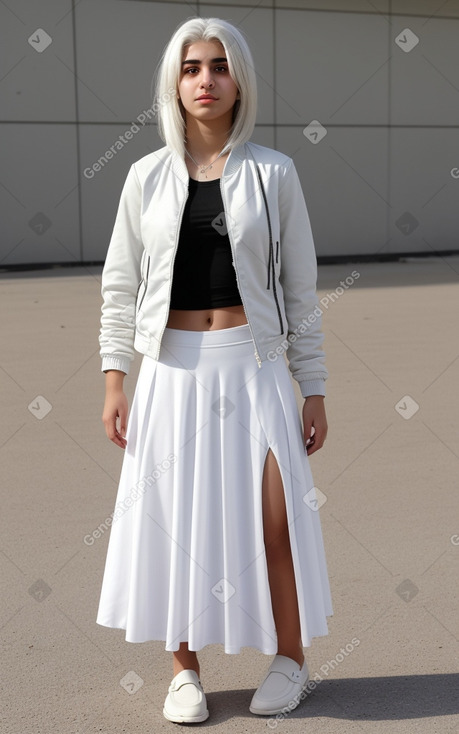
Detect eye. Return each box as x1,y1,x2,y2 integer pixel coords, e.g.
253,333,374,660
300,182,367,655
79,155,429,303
183,65,227,74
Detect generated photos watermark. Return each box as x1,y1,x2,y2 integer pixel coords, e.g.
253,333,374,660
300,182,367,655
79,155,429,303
267,637,360,729
267,637,361,727
83,88,176,180
84,454,176,546
267,270,360,362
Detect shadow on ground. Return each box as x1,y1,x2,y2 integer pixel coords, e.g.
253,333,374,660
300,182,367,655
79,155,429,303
201,673,459,724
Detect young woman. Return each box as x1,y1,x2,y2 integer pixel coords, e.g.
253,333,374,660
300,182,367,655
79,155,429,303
97,16,333,724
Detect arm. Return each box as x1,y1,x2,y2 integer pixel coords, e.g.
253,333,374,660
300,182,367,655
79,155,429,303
99,163,145,375
102,369,128,449
278,159,328,453
99,163,144,447
278,157,328,397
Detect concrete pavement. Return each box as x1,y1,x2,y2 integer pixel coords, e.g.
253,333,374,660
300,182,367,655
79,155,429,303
1,257,458,733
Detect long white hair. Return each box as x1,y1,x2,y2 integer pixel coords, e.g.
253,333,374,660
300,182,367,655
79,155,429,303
154,17,257,158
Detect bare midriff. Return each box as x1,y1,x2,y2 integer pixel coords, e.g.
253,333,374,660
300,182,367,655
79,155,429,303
166,305,248,331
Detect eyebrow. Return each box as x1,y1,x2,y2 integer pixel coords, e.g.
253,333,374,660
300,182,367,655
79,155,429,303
181,57,228,65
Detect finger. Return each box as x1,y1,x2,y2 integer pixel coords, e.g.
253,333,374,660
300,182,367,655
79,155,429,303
104,422,115,441
115,428,127,448
307,428,326,455
110,428,127,449
306,435,322,456
118,403,128,438
303,421,314,447
105,417,122,445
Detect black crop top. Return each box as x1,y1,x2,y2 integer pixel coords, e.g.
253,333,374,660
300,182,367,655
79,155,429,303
169,177,243,310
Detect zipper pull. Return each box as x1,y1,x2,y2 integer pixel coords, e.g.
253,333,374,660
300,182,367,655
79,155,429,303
254,350,262,368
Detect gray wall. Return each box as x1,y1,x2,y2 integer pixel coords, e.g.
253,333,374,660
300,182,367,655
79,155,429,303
1,0,458,266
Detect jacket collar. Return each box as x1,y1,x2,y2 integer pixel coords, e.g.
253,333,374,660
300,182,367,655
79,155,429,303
169,142,248,184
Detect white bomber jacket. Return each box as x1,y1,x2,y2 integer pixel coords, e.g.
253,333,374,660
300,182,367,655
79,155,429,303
99,141,328,397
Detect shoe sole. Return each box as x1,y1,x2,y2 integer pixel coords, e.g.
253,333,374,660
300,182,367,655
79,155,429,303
163,706,209,723
249,675,310,716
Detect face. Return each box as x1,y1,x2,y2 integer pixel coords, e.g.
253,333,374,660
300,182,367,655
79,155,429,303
178,39,239,125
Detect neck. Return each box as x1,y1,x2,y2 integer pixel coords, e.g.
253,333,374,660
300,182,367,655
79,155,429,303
184,115,232,161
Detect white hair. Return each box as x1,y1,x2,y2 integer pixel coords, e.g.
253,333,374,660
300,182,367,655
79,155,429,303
153,17,257,158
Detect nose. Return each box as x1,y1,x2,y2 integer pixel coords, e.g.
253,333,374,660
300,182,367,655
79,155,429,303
199,66,215,88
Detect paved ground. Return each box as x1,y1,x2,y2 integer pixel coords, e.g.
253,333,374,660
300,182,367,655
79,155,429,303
1,257,458,734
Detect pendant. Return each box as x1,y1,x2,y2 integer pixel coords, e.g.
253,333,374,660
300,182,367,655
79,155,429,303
199,163,212,180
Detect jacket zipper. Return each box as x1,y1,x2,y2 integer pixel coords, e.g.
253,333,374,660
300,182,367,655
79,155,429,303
136,253,150,313
155,186,189,357
220,178,262,368
135,250,146,306
255,165,284,335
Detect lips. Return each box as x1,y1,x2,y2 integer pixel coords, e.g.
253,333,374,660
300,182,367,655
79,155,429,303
196,95,217,100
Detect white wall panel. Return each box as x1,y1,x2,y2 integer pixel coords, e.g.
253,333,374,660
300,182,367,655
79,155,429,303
0,124,80,265
277,126,389,257
387,128,459,254
275,9,389,126
390,15,459,125
274,0,388,10
1,0,75,121
74,1,198,123
79,123,163,262
2,1,458,264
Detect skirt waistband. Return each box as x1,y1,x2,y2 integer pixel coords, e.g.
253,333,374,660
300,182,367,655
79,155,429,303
162,323,253,348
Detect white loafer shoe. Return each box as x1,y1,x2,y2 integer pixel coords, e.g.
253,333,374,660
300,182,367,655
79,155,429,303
249,654,310,716
163,669,209,723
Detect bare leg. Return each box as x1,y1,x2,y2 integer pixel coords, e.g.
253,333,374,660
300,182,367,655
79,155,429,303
172,642,200,678
170,449,302,678
262,448,305,668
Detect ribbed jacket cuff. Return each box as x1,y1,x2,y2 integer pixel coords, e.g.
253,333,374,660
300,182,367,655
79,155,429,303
299,378,326,398
101,355,130,375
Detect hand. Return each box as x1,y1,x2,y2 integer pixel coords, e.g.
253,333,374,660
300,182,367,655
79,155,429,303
302,395,327,456
102,386,128,449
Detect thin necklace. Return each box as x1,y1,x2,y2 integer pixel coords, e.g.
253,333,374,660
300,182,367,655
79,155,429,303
185,147,226,179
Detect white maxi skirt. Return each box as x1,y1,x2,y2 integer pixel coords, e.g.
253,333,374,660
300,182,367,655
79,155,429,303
96,323,333,653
